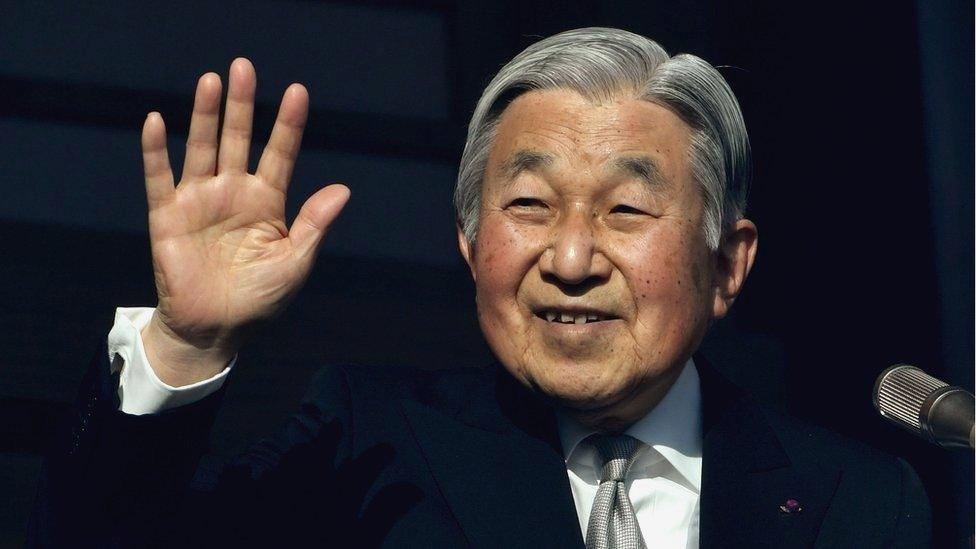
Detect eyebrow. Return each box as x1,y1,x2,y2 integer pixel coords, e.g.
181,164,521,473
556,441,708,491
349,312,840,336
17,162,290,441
502,150,554,181
499,150,667,190
609,155,667,189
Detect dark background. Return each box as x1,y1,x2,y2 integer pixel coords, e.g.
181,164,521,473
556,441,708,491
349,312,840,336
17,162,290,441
1,0,972,546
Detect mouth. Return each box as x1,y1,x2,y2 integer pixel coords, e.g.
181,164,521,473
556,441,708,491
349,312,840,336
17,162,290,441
533,308,620,325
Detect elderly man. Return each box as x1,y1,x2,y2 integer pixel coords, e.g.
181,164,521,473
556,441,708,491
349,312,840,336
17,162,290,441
31,28,929,548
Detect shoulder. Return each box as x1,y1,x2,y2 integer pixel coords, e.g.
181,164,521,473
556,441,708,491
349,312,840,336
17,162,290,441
757,404,932,547
699,355,922,495
761,405,903,475
765,405,930,499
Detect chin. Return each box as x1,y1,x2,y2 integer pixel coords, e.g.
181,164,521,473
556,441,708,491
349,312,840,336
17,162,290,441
528,359,635,411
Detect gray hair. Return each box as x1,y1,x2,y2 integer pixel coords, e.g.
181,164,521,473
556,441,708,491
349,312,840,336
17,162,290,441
453,27,751,250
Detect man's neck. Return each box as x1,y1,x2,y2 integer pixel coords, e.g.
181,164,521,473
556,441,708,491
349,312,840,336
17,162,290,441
555,358,703,485
562,360,688,433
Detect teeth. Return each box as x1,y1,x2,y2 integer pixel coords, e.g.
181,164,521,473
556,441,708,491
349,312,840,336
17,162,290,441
541,310,610,324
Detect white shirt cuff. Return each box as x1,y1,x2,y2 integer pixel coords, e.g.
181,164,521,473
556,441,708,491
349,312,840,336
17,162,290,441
107,307,235,415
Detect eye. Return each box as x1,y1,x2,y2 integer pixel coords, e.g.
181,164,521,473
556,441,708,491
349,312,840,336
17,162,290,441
609,204,646,215
507,197,548,209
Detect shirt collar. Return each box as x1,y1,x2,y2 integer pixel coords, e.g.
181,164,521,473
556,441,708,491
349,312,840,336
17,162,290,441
556,358,703,491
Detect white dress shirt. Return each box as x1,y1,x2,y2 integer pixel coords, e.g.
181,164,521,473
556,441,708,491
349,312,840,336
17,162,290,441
109,307,702,546
108,307,232,415
557,361,702,548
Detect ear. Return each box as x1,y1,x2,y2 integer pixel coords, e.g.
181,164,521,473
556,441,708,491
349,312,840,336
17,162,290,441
711,218,758,320
457,223,477,282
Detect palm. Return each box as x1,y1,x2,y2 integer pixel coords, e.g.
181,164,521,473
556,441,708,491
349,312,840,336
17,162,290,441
141,59,348,348
151,172,291,334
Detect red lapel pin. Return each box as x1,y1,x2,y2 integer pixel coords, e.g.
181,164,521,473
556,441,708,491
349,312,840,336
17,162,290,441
779,498,803,514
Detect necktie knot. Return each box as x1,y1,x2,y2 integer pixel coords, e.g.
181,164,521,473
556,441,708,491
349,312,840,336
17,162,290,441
589,434,643,482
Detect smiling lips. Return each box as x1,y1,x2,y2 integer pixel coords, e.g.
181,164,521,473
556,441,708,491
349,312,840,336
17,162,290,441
535,309,619,325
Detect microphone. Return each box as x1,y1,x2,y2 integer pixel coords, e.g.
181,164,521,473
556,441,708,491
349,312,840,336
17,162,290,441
873,365,974,450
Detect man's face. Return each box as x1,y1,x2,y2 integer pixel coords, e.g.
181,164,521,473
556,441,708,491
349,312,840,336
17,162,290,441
459,89,749,427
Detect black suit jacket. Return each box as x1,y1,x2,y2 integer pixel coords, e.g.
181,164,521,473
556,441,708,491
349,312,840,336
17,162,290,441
30,346,931,547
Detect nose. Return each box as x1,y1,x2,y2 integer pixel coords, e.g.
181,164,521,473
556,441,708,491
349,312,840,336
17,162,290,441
539,207,612,286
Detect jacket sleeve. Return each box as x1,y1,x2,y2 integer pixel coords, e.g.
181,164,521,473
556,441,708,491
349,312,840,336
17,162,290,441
27,342,360,548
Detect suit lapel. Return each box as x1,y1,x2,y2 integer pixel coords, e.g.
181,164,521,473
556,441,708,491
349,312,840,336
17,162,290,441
400,367,584,549
400,357,842,548
696,356,841,548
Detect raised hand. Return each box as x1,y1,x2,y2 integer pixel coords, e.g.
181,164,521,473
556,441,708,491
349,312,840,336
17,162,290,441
139,58,350,386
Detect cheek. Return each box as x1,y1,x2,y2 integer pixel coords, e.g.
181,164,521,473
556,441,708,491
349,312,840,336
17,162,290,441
472,218,542,311
471,218,547,376
620,230,709,323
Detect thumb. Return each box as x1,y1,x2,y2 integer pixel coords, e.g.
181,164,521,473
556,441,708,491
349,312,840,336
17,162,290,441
290,184,351,257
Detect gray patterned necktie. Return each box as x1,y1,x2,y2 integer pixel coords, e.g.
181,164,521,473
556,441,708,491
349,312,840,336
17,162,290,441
584,434,647,549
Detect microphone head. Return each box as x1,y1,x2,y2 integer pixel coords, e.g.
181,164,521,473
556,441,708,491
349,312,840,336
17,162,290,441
873,364,947,433
874,364,975,449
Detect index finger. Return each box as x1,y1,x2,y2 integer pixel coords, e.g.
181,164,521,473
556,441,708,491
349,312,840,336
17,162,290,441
256,83,309,193
142,112,175,208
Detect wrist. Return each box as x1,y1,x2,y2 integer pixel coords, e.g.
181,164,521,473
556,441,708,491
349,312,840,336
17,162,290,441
141,314,239,387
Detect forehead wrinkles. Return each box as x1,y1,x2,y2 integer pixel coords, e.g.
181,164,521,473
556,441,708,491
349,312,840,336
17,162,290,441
523,98,632,142
536,94,656,139
486,89,688,189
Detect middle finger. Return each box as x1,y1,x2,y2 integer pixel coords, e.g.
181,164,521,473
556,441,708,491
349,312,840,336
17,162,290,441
217,58,257,174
